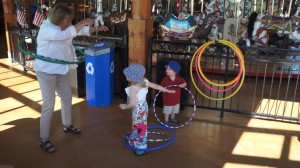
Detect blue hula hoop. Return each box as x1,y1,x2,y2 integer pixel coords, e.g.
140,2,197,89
124,131,171,142
153,85,196,129
122,125,176,151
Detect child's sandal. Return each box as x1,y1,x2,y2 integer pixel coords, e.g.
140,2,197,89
40,141,55,153
133,150,148,156
63,125,81,134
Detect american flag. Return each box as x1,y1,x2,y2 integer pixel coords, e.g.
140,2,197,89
33,10,44,27
16,3,27,27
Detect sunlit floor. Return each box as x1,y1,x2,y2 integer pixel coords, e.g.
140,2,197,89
0,58,300,168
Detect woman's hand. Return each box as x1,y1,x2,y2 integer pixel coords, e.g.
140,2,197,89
119,104,127,110
97,25,109,32
90,25,109,34
80,18,94,26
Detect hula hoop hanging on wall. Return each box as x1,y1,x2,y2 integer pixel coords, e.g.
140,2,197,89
190,40,246,101
194,44,243,92
18,36,85,64
152,85,196,129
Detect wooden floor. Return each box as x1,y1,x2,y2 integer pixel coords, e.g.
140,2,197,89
0,58,300,168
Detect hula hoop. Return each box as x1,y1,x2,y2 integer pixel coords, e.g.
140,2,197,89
197,41,244,87
124,131,171,142
122,125,176,151
194,46,241,92
18,36,85,64
152,85,196,129
190,40,246,101
198,40,245,86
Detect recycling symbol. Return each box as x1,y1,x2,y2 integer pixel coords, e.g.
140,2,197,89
86,62,94,75
110,61,114,74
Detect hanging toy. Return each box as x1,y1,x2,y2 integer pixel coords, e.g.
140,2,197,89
95,0,104,26
112,0,117,12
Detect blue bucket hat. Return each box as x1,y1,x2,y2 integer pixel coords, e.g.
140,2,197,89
167,60,181,74
123,63,146,83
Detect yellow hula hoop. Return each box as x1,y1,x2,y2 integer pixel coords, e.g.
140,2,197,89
190,40,246,101
195,41,238,87
198,40,243,87
196,40,244,89
197,40,244,87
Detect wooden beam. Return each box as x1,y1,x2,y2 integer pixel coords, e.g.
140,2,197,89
128,19,153,65
3,0,15,14
3,0,17,61
128,0,153,66
131,0,151,19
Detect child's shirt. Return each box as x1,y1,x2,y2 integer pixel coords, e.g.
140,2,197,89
125,79,149,104
161,75,186,106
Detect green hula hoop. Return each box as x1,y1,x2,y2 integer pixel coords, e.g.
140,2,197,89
18,36,85,64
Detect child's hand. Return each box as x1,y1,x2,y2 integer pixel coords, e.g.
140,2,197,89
179,84,185,88
179,83,187,88
119,104,127,110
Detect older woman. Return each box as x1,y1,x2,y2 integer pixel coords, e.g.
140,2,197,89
35,3,108,153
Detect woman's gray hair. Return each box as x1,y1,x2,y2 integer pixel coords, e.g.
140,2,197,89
47,4,73,26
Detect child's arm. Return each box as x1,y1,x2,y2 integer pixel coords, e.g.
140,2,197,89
147,81,176,93
178,76,187,88
179,82,187,88
119,87,138,110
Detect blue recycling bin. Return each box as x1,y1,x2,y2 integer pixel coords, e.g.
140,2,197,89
85,41,115,106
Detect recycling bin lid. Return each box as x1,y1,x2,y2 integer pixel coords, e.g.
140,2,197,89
85,41,116,56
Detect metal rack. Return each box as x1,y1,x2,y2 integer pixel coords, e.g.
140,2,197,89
8,25,37,72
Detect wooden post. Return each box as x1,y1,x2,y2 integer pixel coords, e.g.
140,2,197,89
128,0,153,66
3,0,17,63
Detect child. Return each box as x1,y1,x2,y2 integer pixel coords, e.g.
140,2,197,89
161,60,187,125
119,63,175,156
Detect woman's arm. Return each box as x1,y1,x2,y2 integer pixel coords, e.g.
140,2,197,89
49,18,95,39
75,18,94,33
76,21,109,36
89,25,109,34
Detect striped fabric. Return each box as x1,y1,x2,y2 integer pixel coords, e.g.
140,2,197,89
17,9,27,27
33,11,44,27
16,2,27,27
